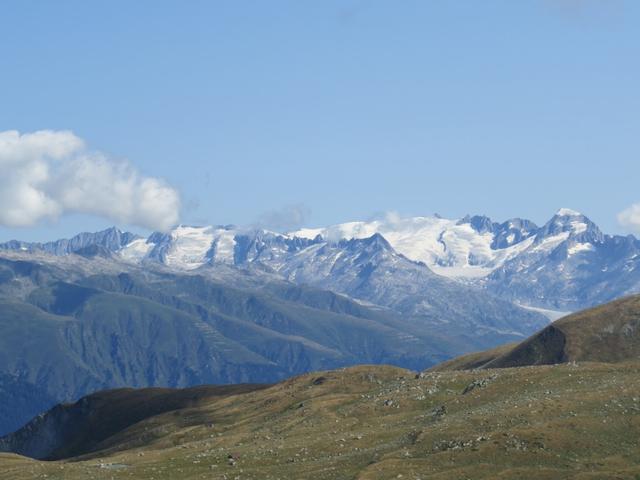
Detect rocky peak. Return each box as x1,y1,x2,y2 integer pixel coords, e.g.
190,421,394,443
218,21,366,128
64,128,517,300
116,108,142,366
457,215,497,234
535,209,604,245
340,233,393,255
491,218,538,249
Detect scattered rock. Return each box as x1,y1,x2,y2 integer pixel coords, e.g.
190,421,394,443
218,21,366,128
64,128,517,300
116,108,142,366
312,376,327,386
462,375,497,395
433,435,489,452
431,405,447,419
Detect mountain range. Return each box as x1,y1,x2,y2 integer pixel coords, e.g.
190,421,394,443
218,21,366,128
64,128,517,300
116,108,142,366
1,208,639,435
6,208,637,313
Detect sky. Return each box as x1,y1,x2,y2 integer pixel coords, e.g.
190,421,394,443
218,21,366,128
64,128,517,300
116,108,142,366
1,0,639,242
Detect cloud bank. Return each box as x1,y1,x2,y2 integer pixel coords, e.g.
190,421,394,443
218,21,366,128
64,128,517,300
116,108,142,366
617,203,640,233
0,130,180,231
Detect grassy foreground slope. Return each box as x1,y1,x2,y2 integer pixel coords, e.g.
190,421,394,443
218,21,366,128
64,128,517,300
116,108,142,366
0,384,268,461
1,363,639,480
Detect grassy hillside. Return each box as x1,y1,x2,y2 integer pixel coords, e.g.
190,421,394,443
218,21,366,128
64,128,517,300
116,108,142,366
1,362,639,479
0,384,268,461
433,294,640,371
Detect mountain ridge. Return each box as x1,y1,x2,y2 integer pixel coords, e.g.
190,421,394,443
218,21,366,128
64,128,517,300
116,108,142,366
2,208,639,437
432,293,640,371
4,209,638,312
1,249,507,435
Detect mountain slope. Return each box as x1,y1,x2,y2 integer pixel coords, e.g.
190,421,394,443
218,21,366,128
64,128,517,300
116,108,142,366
262,233,547,342
1,362,639,479
0,384,267,460
119,229,547,343
0,251,463,434
433,293,640,371
0,375,58,437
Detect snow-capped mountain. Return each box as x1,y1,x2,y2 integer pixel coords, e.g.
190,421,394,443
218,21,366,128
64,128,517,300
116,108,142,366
3,208,639,313
291,214,540,278
0,227,139,256
259,233,547,337
118,225,317,270
120,226,239,268
128,209,640,312
289,209,640,311
0,221,550,337
484,209,640,310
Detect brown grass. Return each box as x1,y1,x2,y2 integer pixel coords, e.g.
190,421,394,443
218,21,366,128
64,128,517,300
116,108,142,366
1,362,639,479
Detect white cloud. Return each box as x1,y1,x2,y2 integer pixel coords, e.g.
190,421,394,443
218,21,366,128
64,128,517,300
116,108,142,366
254,204,311,232
0,130,180,231
618,204,640,233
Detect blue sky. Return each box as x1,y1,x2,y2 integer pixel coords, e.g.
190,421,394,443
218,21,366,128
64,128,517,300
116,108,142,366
1,0,639,241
